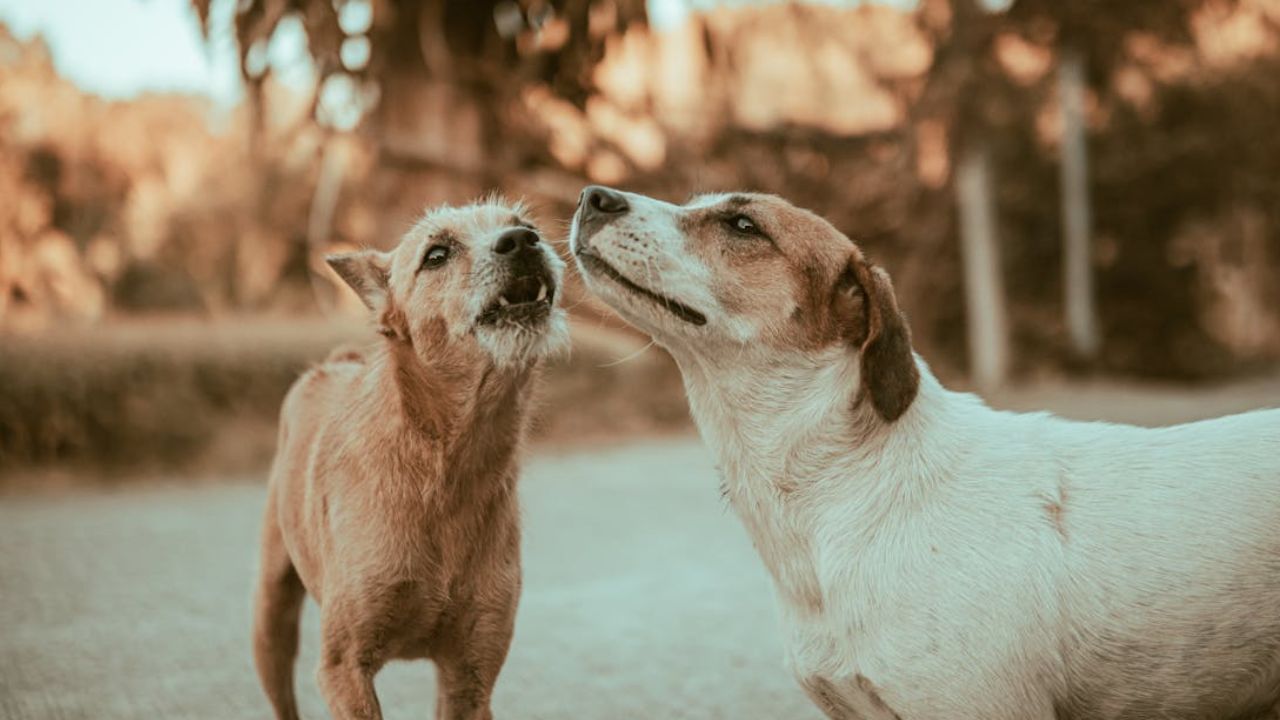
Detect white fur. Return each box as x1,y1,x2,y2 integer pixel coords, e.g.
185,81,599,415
571,189,1280,720
474,308,570,368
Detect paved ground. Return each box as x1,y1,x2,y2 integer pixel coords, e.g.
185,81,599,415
3,377,1280,720
0,441,821,720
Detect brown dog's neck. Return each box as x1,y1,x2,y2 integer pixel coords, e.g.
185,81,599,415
369,336,536,484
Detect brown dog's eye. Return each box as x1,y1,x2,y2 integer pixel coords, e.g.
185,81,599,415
422,245,450,270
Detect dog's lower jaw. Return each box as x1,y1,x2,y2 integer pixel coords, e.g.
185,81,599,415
575,250,708,327
474,309,570,369
575,274,702,354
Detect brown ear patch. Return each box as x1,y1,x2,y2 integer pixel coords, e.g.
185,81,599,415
793,261,867,351
326,250,409,340
326,251,390,311
852,260,919,422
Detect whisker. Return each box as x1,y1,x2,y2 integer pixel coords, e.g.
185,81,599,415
597,339,657,368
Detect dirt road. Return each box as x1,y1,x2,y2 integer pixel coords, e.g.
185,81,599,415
0,441,821,720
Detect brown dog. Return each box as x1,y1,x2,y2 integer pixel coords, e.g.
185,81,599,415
252,198,567,720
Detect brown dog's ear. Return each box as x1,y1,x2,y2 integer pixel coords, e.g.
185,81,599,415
326,250,391,311
844,258,919,422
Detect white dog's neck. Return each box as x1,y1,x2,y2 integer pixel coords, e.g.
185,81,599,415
678,347,858,467
675,346,951,488
674,346,956,612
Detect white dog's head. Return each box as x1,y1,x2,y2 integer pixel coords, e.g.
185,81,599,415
569,187,917,421
328,198,568,368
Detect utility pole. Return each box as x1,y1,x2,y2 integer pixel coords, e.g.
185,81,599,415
956,142,1011,391
1059,45,1099,358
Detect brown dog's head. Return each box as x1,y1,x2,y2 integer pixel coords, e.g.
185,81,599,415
569,187,917,421
327,198,568,367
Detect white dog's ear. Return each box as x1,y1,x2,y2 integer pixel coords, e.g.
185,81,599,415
841,258,919,422
326,250,391,312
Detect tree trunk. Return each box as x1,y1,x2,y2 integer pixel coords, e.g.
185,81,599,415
956,141,1010,391
1059,45,1099,359
306,137,350,311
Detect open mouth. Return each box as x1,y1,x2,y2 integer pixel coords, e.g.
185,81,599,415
576,250,707,326
477,273,556,326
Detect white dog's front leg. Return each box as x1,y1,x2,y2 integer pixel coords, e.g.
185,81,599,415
798,674,904,720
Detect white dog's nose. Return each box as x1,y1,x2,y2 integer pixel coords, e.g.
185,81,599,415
581,185,630,218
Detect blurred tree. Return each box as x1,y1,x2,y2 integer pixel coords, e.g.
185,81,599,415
914,0,1012,389
1057,46,1095,359
195,0,647,180
1003,0,1207,360
194,0,647,309
913,0,1239,377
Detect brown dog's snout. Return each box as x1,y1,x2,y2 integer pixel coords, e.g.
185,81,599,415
494,227,540,256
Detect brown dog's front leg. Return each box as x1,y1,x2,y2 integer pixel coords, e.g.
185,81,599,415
316,611,385,720
317,651,382,720
434,656,499,720
433,600,518,720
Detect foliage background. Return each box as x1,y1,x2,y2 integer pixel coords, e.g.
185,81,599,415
2,0,1278,474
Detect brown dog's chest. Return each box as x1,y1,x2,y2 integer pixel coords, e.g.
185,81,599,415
364,577,480,661
339,535,521,663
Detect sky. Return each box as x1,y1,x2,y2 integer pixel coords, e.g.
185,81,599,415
0,0,243,105
0,0,319,107
0,0,918,108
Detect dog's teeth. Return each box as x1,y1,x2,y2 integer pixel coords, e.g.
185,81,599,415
536,283,547,302
499,296,511,307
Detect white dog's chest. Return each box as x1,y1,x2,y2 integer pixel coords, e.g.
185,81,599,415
776,554,1062,720
725,464,1066,720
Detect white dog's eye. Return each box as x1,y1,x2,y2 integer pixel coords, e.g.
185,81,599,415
422,245,451,269
729,214,758,235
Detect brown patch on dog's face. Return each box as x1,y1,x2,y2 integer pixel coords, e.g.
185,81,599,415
673,194,869,351
670,194,918,419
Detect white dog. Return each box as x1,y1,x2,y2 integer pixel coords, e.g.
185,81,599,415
569,186,1280,720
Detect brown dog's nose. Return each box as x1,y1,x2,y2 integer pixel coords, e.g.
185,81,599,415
494,227,540,255
581,186,630,218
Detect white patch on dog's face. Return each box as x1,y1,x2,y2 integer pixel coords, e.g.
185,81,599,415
569,191,756,350
390,198,568,367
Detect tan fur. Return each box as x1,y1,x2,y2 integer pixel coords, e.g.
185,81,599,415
675,194,858,351
252,199,566,720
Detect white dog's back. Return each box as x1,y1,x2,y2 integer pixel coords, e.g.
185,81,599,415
792,395,1280,719
1053,407,1280,718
